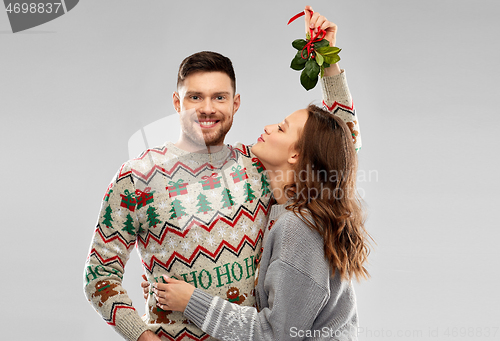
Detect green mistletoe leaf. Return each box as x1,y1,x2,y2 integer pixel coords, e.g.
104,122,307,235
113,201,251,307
305,59,320,80
316,46,341,57
316,53,324,66
292,39,307,50
300,68,318,91
290,51,307,71
313,39,330,49
323,54,341,65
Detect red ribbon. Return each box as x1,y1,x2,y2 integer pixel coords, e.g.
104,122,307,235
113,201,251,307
288,9,327,60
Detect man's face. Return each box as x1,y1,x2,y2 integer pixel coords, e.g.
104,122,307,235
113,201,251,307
174,71,240,148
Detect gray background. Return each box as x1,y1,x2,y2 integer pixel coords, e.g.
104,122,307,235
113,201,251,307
1,0,499,340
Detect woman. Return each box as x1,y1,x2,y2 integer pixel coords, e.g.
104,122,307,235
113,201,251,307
148,103,371,340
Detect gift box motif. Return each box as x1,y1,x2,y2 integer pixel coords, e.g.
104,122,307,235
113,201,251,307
103,183,113,202
135,187,155,210
120,189,136,212
252,157,265,173
167,179,188,198
199,173,222,190
230,165,248,183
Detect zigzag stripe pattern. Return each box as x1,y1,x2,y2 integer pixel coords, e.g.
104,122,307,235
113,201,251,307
142,231,263,272
137,199,270,247
322,99,355,114
87,248,126,269
94,225,136,249
155,327,210,341
104,303,136,325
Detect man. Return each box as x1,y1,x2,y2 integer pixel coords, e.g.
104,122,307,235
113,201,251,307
84,8,361,341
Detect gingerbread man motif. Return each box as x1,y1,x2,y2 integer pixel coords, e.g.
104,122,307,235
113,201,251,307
91,280,125,307
150,306,175,325
346,121,359,145
226,287,247,305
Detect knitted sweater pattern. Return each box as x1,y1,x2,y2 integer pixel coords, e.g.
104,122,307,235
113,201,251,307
183,204,359,341
83,71,360,341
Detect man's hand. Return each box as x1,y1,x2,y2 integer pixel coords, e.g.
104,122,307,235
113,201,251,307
141,274,150,300
152,276,195,312
304,5,341,76
137,330,161,341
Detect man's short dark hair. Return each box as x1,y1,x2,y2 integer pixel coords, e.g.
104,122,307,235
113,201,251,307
177,51,236,94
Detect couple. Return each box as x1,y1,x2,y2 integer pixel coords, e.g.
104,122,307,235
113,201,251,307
84,7,369,341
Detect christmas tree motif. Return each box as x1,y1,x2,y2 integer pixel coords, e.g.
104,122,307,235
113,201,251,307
146,205,162,228
260,173,271,196
102,205,114,228
221,188,235,209
121,213,136,236
169,198,187,220
138,222,145,234
244,182,256,203
196,193,213,214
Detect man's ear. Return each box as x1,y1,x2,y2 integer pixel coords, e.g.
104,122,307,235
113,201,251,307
173,92,181,114
232,93,241,115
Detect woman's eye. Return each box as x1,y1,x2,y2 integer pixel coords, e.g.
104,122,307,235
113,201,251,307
278,125,283,132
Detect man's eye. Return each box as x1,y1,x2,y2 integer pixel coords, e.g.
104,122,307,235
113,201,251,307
190,96,199,100
216,96,225,100
277,125,283,132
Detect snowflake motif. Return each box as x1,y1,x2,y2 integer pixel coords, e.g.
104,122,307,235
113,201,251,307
240,223,249,233
233,185,240,192
192,231,202,243
258,217,263,225
229,230,239,241
210,190,218,198
167,237,176,248
250,226,257,235
150,244,157,252
113,244,122,254
142,252,150,261
138,212,145,219
225,303,250,328
181,241,190,252
206,235,216,247
102,247,109,254
160,249,168,259
252,177,259,185
158,201,167,209
217,226,226,237
185,196,192,203
116,209,123,217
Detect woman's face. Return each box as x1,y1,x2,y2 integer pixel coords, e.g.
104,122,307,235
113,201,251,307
251,109,308,170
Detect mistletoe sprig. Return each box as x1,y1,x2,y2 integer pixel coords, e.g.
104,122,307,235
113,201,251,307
288,10,341,91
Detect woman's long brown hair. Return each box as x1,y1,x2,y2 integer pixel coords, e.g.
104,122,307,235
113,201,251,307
285,104,372,281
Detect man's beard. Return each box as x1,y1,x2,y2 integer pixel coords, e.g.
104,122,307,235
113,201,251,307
180,110,233,148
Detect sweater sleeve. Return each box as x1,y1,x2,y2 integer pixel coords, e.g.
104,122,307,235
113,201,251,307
83,162,149,341
321,70,362,152
184,262,329,340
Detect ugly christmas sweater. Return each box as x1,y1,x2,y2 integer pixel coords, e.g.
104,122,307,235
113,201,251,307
83,70,360,341
183,203,359,341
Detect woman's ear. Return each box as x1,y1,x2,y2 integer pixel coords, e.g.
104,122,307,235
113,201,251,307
288,152,299,165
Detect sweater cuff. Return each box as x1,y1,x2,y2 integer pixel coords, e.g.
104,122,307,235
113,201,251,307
321,69,350,103
115,308,151,341
184,288,214,329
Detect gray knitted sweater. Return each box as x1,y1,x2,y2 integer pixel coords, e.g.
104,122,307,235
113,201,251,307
184,203,359,340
